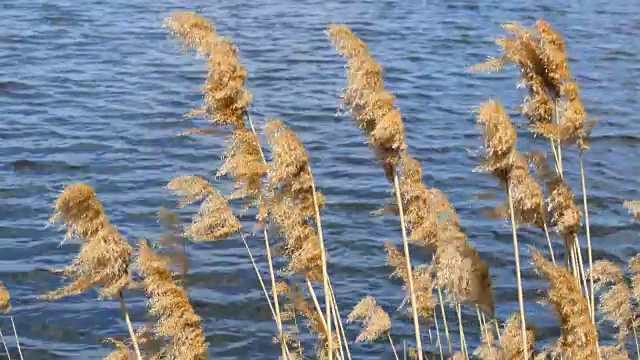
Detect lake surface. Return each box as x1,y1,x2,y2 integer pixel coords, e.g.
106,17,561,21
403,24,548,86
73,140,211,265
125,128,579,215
1,0,639,358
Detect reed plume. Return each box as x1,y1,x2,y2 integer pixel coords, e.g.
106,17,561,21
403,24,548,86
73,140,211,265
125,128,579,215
279,282,337,359
164,12,251,128
532,250,598,359
266,120,323,281
590,260,635,348
136,239,207,360
46,184,132,299
347,296,392,343
165,13,294,359
0,283,9,313
385,242,436,323
475,313,535,360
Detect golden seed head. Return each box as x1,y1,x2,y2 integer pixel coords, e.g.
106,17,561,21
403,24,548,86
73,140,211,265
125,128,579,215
185,188,241,241
347,296,392,343
217,128,268,201
0,282,10,313
45,184,132,300
532,250,598,359
136,239,207,359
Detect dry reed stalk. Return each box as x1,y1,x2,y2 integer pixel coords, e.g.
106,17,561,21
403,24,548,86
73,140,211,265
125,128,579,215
266,120,340,359
0,328,9,360
475,99,537,358
432,312,444,360
45,184,140,359
532,250,598,359
136,239,207,359
165,12,293,357
326,26,424,358
472,19,598,322
282,281,339,359
455,303,468,359
328,25,496,359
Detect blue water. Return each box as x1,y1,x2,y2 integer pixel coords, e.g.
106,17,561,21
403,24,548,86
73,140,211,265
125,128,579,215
1,0,639,358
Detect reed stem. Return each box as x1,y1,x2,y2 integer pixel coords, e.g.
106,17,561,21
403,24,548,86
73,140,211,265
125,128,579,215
506,185,528,360
455,303,468,360
307,167,334,360
117,293,142,360
264,228,289,359
392,173,424,360
433,311,444,360
543,222,556,265
328,280,352,360
437,287,452,353
633,326,640,359
579,152,596,323
388,333,400,360
306,280,341,360
0,328,10,360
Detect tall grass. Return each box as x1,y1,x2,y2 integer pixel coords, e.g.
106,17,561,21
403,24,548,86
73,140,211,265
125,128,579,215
2,10,638,360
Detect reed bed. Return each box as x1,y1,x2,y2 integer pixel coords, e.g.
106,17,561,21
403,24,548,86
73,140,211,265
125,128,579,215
3,10,638,360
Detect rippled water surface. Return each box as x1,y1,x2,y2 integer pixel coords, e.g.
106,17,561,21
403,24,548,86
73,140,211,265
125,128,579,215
1,0,640,358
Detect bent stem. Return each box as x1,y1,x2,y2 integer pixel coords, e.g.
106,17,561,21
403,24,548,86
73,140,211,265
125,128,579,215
118,293,142,360
579,152,595,323
393,172,424,360
506,185,528,360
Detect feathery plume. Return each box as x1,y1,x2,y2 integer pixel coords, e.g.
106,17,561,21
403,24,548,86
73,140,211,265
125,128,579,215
136,239,207,360
166,175,214,208
266,120,323,281
475,313,536,360
385,242,436,321
0,282,10,313
347,296,392,343
590,260,634,344
45,184,132,300
532,250,598,358
547,176,582,244
164,12,251,128
217,128,269,203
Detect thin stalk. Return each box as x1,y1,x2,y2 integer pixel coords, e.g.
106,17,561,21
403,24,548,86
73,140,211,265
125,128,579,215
242,233,276,316
393,173,424,359
306,280,342,360
543,222,556,265
506,185,529,360
328,280,352,360
633,326,640,359
0,328,10,360
579,152,595,323
493,318,502,344
329,291,345,360
388,333,400,360
477,307,494,360
549,139,562,176
455,303,468,360
7,319,20,360
308,167,334,360
259,227,288,359
117,293,142,360
437,287,452,353
554,101,564,176
433,312,444,360
571,236,591,314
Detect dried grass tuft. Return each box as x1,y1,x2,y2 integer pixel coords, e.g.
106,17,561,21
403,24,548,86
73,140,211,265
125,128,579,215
45,183,132,300
347,296,391,343
136,239,207,360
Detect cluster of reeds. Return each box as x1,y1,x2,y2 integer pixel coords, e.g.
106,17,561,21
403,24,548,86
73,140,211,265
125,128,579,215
3,11,638,360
